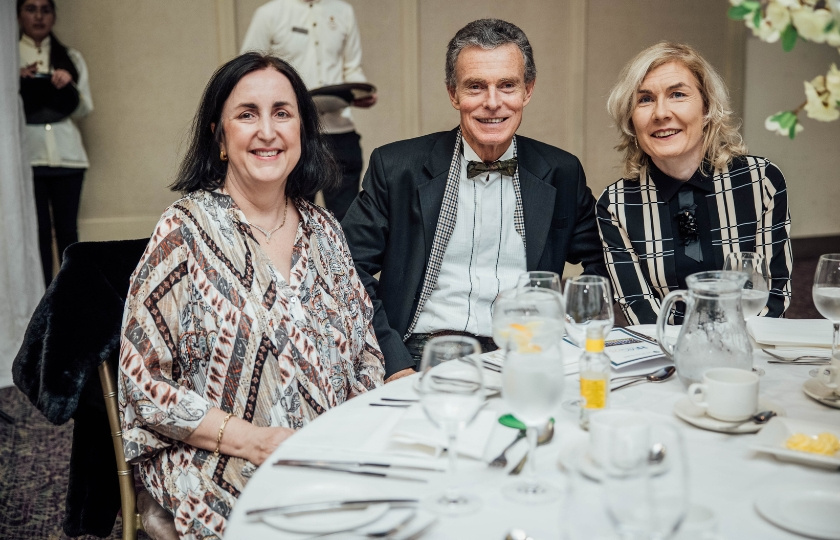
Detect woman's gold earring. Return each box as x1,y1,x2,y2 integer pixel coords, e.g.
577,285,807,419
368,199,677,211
220,150,228,162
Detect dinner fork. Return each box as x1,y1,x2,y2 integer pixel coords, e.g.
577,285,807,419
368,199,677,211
762,349,830,362
488,430,526,468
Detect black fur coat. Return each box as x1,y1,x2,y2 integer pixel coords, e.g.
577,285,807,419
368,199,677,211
13,239,148,537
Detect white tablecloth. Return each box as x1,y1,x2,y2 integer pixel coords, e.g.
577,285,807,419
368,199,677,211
225,347,839,539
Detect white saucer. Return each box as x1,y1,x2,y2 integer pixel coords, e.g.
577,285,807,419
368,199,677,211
673,396,785,434
755,485,840,539
750,416,840,470
803,377,840,409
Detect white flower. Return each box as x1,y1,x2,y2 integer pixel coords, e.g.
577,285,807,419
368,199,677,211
765,111,804,136
766,2,791,30
774,0,801,8
751,17,782,41
826,64,840,105
791,8,835,43
826,28,840,47
804,77,840,121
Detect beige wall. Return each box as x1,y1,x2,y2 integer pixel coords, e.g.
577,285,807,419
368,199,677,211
49,0,838,242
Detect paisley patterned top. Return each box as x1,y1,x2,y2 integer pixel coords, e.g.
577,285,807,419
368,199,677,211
118,190,384,538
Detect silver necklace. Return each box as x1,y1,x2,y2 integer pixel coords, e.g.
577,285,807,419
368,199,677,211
250,195,288,242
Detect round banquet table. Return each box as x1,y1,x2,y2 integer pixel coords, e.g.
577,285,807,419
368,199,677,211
226,345,839,539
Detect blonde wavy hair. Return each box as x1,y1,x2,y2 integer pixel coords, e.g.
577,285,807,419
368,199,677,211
607,42,747,179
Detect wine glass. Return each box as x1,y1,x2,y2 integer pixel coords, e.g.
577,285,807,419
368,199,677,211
563,275,614,348
498,287,566,503
813,254,840,367
563,276,614,413
516,270,563,293
723,252,770,319
416,335,484,515
603,418,689,540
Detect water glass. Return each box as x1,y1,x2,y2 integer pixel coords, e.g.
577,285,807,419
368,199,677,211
603,417,688,540
723,252,769,319
417,336,484,515
813,254,840,357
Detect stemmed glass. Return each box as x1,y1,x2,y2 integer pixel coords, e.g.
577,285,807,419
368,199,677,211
563,276,614,412
563,275,614,347
813,254,840,366
496,287,566,502
603,419,689,540
416,336,485,515
723,252,770,319
516,270,563,293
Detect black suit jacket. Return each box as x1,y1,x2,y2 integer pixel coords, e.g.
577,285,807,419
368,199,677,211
342,129,605,377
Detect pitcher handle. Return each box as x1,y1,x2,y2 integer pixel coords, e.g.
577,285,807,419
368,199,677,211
656,290,686,360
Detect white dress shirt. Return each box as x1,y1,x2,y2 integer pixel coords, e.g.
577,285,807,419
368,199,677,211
19,35,93,169
240,0,367,134
414,141,527,337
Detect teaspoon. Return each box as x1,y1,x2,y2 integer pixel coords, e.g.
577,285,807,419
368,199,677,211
611,365,676,391
725,410,777,430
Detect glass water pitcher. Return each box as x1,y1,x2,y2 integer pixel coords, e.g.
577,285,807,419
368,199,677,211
656,271,753,386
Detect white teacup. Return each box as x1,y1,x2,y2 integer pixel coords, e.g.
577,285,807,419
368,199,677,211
687,368,759,422
818,358,840,395
588,410,649,468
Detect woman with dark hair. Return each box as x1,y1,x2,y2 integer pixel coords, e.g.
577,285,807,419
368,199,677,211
118,52,384,538
597,42,793,325
18,0,93,286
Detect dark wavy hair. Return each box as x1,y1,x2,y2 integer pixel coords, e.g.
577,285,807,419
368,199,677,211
17,0,79,83
171,53,340,198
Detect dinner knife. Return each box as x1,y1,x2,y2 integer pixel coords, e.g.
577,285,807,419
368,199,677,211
272,462,429,482
245,497,418,517
274,459,445,472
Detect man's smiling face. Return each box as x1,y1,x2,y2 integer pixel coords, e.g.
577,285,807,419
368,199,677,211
448,43,534,162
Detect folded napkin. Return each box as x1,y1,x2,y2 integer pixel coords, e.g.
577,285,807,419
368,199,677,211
747,318,834,348
383,405,497,460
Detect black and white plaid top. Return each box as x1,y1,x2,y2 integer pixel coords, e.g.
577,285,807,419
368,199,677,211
596,155,793,325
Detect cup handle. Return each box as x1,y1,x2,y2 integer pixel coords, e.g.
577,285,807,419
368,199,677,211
819,366,838,388
687,383,708,408
656,290,686,359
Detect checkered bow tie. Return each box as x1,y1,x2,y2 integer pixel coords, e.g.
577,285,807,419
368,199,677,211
466,157,518,178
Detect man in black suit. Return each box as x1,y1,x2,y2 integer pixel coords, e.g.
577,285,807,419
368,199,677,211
342,19,605,381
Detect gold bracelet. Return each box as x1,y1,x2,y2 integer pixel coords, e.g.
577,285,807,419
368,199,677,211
213,412,234,458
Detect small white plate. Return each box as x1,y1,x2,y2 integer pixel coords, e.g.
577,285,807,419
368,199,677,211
803,377,840,409
750,416,840,470
673,396,785,434
755,485,840,539
260,485,390,534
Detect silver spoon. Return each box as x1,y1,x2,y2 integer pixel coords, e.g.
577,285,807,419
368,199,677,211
725,410,777,430
611,365,676,391
509,419,555,475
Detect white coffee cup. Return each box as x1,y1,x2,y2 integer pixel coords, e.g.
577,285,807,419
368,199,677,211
588,410,649,467
687,368,758,422
818,357,840,395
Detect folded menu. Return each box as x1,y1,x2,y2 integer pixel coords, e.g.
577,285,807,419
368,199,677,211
747,318,834,348
563,327,668,371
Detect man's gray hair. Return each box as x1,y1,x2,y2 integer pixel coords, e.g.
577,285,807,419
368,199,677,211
445,19,536,89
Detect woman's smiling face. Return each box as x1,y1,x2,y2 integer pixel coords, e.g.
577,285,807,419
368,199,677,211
218,68,302,191
632,61,707,176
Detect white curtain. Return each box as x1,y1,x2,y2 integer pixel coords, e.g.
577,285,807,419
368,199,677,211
0,4,45,388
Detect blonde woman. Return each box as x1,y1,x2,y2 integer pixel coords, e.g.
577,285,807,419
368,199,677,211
597,42,792,324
